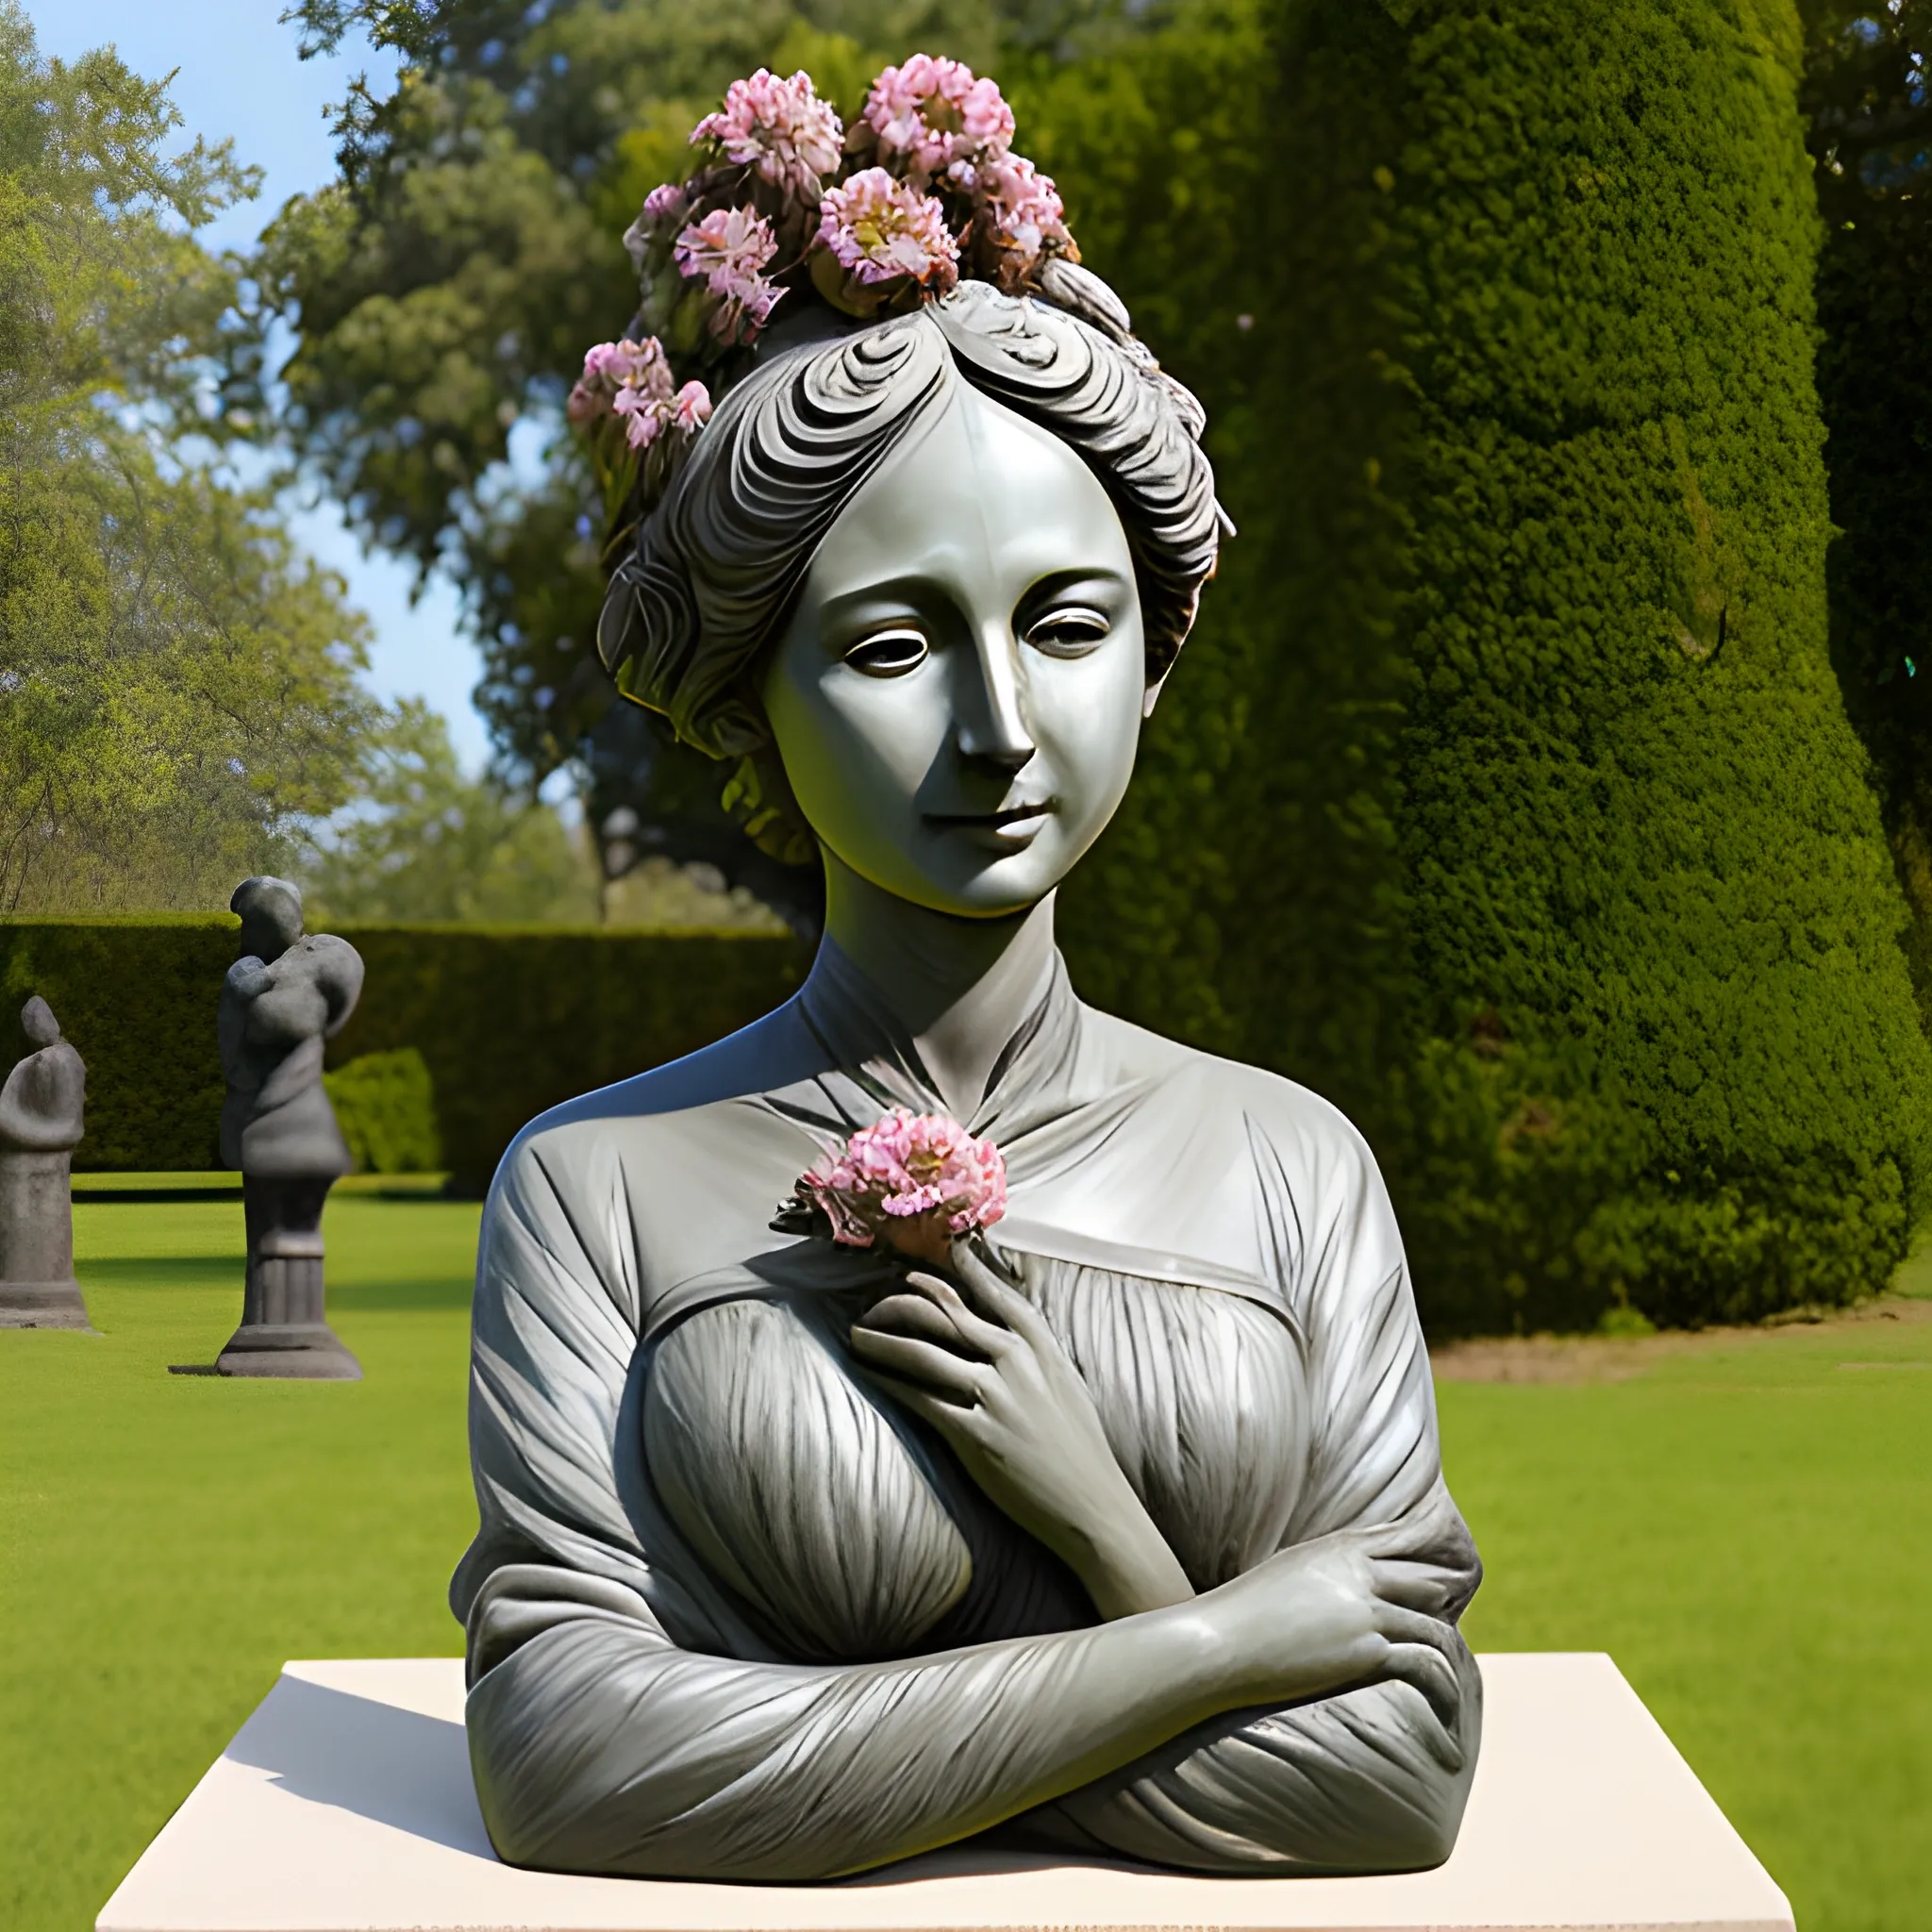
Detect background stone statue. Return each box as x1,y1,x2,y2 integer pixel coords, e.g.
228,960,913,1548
216,875,364,1378
0,996,92,1330
450,64,1482,1889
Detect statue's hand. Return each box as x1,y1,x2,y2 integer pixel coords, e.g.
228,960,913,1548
849,1248,1194,1619
1207,1529,1470,1759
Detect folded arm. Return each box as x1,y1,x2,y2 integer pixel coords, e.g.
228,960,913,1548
1017,1482,1481,1873
849,1126,1484,1874
468,1560,1284,1877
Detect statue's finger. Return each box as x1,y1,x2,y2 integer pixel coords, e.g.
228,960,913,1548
1376,1641,1465,1757
860,1291,975,1353
951,1243,1054,1346
848,1324,991,1403
900,1270,1014,1357
849,1360,986,1443
1369,1557,1457,1615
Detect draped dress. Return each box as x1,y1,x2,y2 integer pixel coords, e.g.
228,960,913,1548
453,946,1483,1880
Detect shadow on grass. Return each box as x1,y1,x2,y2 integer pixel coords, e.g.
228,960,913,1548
331,1279,475,1312
77,1257,238,1291
75,1257,474,1310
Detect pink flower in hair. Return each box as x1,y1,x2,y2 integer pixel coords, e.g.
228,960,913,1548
641,180,689,224
692,68,843,198
615,382,713,451
798,1108,1007,1262
675,204,785,340
584,337,671,391
569,336,673,425
864,55,1013,182
817,168,959,290
675,204,778,292
981,153,1071,269
671,379,712,431
611,385,666,449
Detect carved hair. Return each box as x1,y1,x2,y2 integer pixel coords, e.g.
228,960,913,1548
595,269,1222,856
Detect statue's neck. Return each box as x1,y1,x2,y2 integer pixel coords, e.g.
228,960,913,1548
817,852,1058,1122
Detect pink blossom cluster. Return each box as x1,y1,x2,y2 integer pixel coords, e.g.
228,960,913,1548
799,1108,1007,1255
675,205,785,338
584,50,1084,483
817,167,960,290
864,54,1015,187
641,181,689,224
568,336,711,452
613,375,712,450
979,152,1071,264
691,68,843,199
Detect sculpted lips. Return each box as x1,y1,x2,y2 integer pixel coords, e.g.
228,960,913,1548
924,797,1059,846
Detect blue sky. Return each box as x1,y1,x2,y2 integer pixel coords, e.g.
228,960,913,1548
25,0,494,773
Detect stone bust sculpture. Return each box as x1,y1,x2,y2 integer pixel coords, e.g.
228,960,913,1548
456,58,1479,1884
0,995,92,1329
216,875,365,1377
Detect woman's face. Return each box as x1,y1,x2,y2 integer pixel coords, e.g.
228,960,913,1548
762,381,1146,919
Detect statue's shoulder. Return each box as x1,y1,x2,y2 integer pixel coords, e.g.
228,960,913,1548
1078,1002,1383,1192
474,996,842,1336
485,994,825,1233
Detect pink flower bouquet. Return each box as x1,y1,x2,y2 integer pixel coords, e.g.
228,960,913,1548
796,1109,1007,1266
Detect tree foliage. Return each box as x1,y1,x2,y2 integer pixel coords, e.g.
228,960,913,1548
236,0,1011,926
294,700,601,924
0,5,373,913
1799,0,1932,1026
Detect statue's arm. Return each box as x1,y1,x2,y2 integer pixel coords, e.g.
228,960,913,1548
1010,1122,1484,1874
467,1559,1276,1878
1011,1483,1481,1874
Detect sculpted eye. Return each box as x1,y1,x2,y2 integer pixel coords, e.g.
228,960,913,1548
843,627,928,677
1025,606,1111,658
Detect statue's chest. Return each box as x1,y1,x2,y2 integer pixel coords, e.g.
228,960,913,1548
641,1268,1308,1664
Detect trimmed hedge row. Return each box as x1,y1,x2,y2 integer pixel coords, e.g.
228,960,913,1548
0,918,805,1193
323,1048,442,1175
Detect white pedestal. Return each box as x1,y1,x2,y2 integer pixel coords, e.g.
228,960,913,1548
97,1653,1792,1932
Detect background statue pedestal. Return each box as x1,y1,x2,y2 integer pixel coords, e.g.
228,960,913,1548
0,995,91,1332
96,1654,1791,1932
0,1150,92,1330
215,1176,360,1379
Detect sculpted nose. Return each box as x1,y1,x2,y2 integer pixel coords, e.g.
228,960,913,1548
957,625,1035,772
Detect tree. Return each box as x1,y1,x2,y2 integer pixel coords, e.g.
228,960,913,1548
0,6,375,913
1799,0,1932,1028
295,700,601,924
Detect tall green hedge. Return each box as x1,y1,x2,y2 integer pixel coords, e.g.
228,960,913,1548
1044,0,1932,1330
0,918,803,1193
1801,1,1932,1035
323,1048,443,1174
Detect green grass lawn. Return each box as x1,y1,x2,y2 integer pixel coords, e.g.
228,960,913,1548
0,1196,480,1932
3,1201,1929,1931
